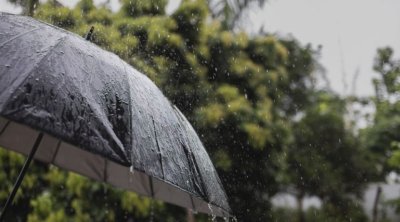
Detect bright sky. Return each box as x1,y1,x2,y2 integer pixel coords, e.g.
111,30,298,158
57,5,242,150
247,0,400,96
1,0,400,96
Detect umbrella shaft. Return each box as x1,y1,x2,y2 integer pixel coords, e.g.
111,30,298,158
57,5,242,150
0,132,44,221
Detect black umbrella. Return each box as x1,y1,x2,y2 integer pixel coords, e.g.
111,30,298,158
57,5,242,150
0,12,231,219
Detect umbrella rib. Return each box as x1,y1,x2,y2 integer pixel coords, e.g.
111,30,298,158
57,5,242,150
0,120,10,137
190,150,209,201
50,140,62,164
151,117,165,180
172,107,208,197
103,159,108,182
148,176,155,197
0,27,41,48
172,104,232,214
120,61,133,163
190,196,196,212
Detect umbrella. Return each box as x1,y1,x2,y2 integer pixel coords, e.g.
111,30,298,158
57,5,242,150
0,12,231,219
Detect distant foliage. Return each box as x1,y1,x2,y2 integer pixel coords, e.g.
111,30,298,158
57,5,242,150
363,47,400,177
207,0,267,29
7,0,38,15
362,47,400,218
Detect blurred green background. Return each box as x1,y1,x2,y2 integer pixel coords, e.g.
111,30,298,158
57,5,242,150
1,0,400,221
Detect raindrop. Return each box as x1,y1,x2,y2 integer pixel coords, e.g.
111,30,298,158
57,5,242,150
191,208,198,214
149,200,154,222
208,203,216,222
129,165,135,183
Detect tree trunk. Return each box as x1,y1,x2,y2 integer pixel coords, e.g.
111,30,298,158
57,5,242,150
296,191,305,222
187,208,195,222
25,0,38,16
372,186,382,222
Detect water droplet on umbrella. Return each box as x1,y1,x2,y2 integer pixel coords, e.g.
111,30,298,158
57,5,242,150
208,203,216,221
149,200,154,222
129,165,135,183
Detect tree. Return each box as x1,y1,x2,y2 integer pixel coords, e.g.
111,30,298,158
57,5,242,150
7,0,38,16
286,91,375,222
206,0,267,29
363,47,400,179
362,47,400,217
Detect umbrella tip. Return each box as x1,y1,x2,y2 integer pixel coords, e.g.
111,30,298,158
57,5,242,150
85,26,94,41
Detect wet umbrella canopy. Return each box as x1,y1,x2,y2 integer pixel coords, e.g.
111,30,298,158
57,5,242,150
0,12,231,218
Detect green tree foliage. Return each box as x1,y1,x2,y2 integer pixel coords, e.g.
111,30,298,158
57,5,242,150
121,0,167,17
363,47,400,178
0,0,376,221
363,47,400,216
207,0,267,29
286,92,376,222
272,204,368,222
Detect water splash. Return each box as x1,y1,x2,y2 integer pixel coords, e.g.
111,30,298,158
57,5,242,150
190,208,198,215
129,165,135,183
208,203,216,222
149,200,154,222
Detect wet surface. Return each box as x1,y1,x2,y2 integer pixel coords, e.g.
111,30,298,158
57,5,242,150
0,12,230,215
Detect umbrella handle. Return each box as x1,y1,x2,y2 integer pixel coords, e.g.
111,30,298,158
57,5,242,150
0,132,44,221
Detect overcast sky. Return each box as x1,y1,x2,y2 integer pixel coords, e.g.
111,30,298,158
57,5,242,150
1,0,400,96
248,0,400,96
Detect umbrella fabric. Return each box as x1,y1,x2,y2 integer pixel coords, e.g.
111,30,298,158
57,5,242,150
0,12,230,217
